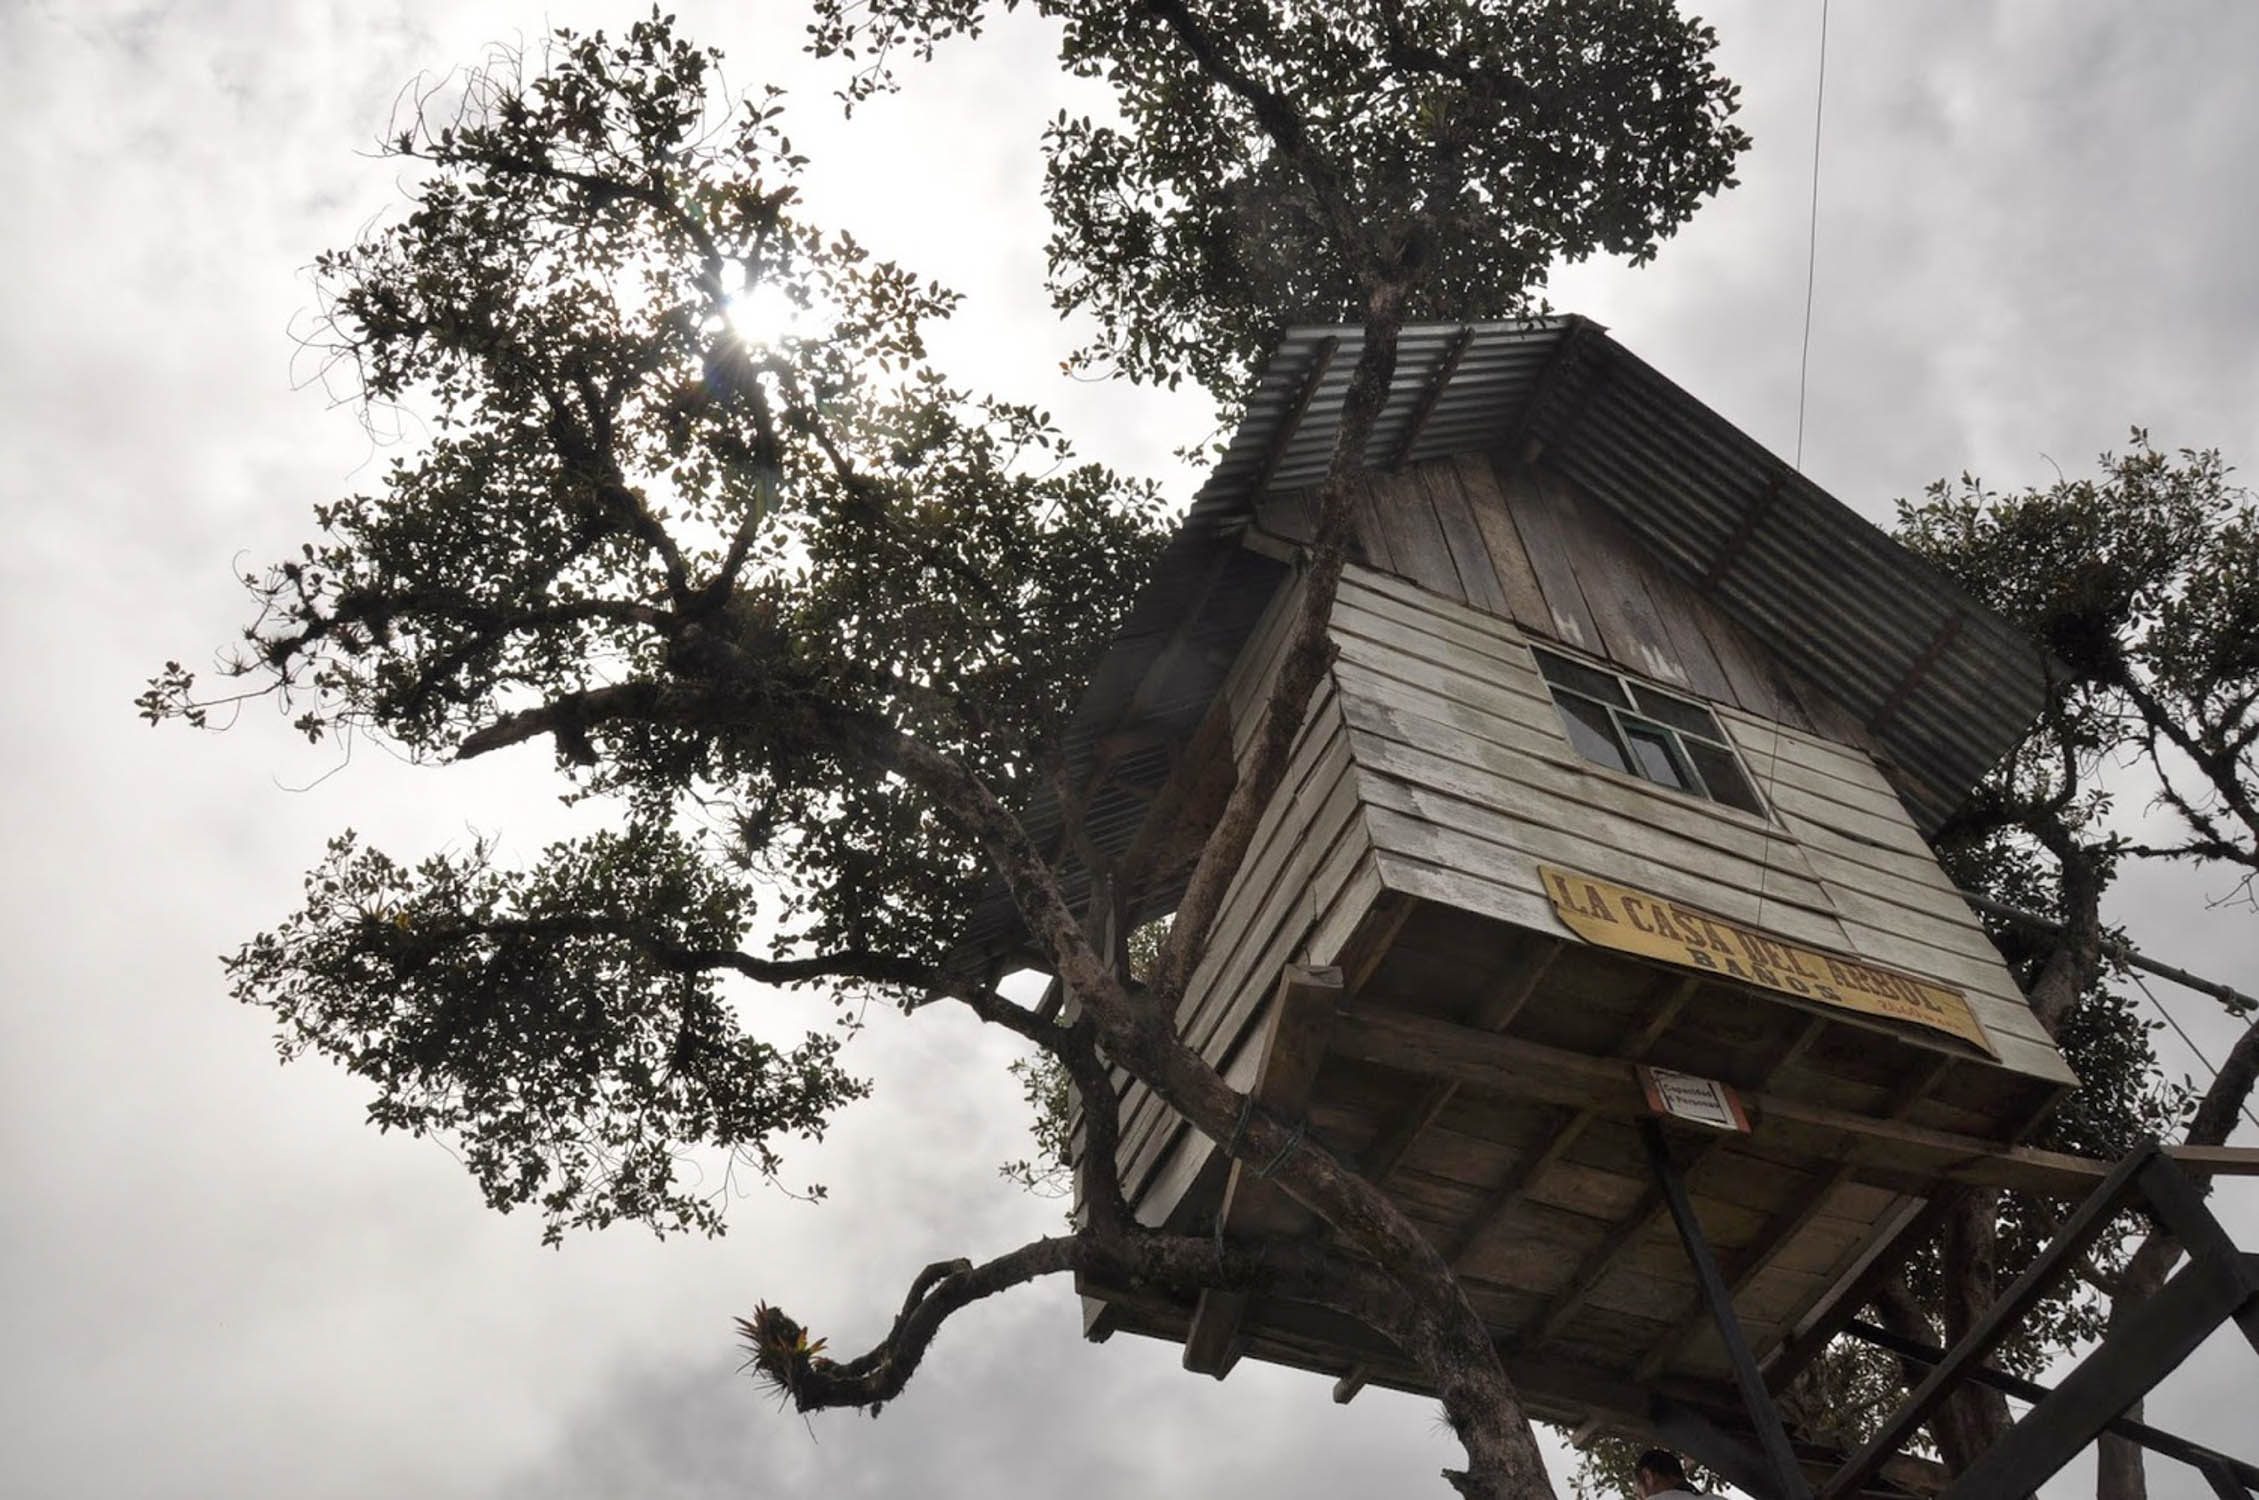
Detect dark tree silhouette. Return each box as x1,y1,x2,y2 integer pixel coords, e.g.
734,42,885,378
146,9,1748,1494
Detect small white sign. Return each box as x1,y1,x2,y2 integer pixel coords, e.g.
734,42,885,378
1638,1065,1750,1133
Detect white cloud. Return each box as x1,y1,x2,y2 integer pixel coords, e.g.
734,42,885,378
2,3,2253,1498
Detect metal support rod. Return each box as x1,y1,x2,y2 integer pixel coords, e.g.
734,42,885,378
1958,890,2258,1016
1639,1118,1812,1500
1842,1319,2259,1493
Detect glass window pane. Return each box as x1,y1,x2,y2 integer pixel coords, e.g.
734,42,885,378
1554,694,1630,773
1622,722,1694,790
1687,739,1766,816
1531,647,1629,708
1632,684,1725,741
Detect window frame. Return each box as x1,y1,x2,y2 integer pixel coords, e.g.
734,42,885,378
1528,645,1772,820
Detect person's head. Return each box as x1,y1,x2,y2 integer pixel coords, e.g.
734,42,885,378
1634,1449,1689,1497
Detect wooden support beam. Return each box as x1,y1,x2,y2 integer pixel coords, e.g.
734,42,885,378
1441,976,1692,1267
1638,1164,1853,1383
1649,1396,1806,1500
1644,1119,1813,1500
1180,1287,1248,1377
1936,1250,2259,1500
2132,1153,2259,1354
1648,1397,1783,1500
1843,1319,2259,1495
1386,326,1475,471
1866,610,1967,738
1501,314,1609,466
1821,1143,2167,1500
1342,892,1420,999
1182,964,1343,1379
1699,473,1786,593
1764,1086,2061,1397
1636,1057,1953,1382
1331,1367,1370,1405
1359,936,1564,1185
1529,1016,1824,1350
2195,1454,2253,1500
1330,1003,2120,1199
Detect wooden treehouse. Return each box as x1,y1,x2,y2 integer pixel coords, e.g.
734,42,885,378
957,319,2259,1499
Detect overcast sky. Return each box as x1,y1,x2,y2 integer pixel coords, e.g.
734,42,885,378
2,3,2254,1498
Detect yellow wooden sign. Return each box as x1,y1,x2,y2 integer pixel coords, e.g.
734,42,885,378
1539,865,1996,1056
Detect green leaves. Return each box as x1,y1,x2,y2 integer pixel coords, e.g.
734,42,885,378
1898,436,2258,1376
156,17,1173,1240
1900,435,2259,872
165,2,1750,1256
231,829,867,1244
811,0,1747,394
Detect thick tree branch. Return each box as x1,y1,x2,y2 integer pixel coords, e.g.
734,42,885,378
1147,304,1405,1005
260,591,670,675
454,681,679,760
1136,0,1374,281
739,1225,1408,1416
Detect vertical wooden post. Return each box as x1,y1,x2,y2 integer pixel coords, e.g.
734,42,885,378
1182,963,1343,1378
1640,1118,1812,1500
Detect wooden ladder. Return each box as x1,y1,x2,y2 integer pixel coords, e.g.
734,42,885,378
1820,1141,2259,1500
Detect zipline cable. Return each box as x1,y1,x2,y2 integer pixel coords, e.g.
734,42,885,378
1794,0,1830,473
1758,0,1833,927
2129,969,2259,1134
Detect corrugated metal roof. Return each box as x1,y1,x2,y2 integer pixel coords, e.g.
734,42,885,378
954,316,2050,970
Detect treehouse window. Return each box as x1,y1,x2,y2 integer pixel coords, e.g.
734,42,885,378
1530,646,1767,816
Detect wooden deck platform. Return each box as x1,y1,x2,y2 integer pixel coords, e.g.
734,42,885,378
1084,908,2071,1429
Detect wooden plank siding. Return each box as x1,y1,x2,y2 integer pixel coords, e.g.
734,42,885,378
1250,455,1855,737
1123,454,2071,1234
1326,564,2071,1089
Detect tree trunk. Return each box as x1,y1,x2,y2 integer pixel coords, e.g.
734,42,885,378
1081,286,1563,1499
2093,1401,2147,1500
1930,1189,2015,1475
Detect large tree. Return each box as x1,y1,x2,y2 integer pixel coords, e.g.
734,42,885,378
143,8,1746,1497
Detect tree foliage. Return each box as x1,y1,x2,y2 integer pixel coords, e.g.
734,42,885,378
1883,438,2259,1493
239,828,868,1242
1903,436,2259,888
143,18,1169,1238
813,0,1747,391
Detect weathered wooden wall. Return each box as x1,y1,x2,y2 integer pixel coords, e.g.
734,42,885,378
1257,456,1879,745
1118,455,2071,1232
1328,560,2070,1090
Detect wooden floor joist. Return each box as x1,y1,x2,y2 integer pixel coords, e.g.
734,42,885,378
1525,1015,1825,1351
1632,1056,1954,1382
1328,1002,2125,1199
1359,934,1564,1184
1445,975,1694,1269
